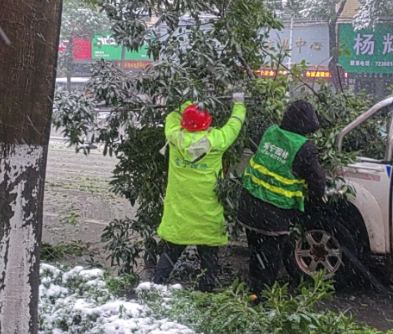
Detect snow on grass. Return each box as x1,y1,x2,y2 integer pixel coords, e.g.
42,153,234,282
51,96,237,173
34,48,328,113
39,263,196,334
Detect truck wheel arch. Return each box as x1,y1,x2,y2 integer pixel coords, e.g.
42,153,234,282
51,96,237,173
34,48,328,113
333,199,371,256
345,182,386,254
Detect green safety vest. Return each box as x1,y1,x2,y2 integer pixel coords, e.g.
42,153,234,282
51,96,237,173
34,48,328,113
242,125,308,211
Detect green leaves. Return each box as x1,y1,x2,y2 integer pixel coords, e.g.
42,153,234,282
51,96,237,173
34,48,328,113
101,218,158,274
139,272,388,334
54,0,391,277
52,90,96,149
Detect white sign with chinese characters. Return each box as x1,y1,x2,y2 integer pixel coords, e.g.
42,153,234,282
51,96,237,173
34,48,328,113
268,22,330,67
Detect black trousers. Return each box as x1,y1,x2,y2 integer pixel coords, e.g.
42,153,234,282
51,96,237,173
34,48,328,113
153,241,219,292
246,228,287,297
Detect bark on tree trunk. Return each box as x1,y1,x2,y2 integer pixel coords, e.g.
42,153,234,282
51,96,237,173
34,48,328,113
121,45,126,70
66,37,74,91
0,1,62,333
328,0,347,91
67,72,72,91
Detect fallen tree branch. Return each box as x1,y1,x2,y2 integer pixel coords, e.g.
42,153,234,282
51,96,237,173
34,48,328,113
235,47,255,80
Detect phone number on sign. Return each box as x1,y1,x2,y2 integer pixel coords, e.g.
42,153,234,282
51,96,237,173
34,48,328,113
375,61,393,66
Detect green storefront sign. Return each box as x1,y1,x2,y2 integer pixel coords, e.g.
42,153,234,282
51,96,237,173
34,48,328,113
339,23,393,73
92,34,151,61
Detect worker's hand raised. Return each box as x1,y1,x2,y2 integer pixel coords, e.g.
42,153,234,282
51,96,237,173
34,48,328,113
233,92,245,104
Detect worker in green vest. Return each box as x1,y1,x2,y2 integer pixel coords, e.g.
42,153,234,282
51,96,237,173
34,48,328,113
153,93,246,292
237,99,326,299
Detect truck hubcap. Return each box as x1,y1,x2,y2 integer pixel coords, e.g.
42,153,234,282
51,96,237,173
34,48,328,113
295,229,342,278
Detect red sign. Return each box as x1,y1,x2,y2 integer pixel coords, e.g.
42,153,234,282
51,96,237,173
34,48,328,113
116,60,153,70
59,38,92,60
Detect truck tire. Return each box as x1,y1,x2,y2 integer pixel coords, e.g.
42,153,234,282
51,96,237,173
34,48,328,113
282,215,358,289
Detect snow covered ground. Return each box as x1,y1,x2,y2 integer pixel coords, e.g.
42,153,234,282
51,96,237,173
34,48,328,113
38,262,393,334
39,263,195,334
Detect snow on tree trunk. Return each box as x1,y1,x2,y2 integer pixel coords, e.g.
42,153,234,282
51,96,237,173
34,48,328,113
0,0,62,333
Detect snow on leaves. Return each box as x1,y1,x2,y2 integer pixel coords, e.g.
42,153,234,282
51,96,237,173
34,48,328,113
353,0,393,30
39,264,194,334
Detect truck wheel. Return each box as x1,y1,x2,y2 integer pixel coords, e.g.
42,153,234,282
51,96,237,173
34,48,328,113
283,217,358,289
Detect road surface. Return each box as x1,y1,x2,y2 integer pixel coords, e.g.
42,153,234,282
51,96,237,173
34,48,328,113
43,138,136,257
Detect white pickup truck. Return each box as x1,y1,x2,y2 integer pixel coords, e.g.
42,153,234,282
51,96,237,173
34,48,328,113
281,96,393,289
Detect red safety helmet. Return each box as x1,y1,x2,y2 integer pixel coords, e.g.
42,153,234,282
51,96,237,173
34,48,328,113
180,104,212,131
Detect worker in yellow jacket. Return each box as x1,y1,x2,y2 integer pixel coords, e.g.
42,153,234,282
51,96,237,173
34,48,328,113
153,93,246,292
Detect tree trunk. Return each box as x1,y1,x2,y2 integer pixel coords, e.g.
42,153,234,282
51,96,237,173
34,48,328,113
328,0,347,91
66,37,74,91
66,72,72,91
121,45,126,70
0,1,62,333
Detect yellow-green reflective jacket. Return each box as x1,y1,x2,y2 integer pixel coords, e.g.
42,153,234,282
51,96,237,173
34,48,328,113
158,101,246,246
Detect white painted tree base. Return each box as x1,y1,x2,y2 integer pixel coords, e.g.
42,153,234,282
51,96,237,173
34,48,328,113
0,144,45,334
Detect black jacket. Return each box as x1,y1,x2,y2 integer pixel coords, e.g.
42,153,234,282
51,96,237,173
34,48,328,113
237,100,326,232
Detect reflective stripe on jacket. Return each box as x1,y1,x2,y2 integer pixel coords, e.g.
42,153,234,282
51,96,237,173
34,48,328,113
242,125,308,211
